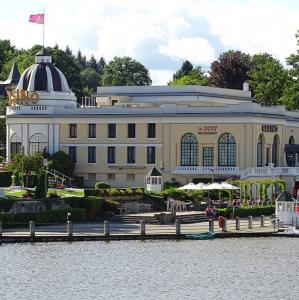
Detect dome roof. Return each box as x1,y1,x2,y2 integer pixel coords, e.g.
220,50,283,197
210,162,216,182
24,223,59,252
17,49,71,93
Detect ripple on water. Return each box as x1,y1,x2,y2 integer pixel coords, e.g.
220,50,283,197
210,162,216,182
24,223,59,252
0,238,299,300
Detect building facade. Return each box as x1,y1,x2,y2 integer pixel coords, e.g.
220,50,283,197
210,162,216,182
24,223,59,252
6,50,299,189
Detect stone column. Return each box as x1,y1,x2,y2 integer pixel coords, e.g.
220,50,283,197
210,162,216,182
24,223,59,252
248,216,253,229
140,220,146,236
104,220,110,237
175,219,181,235
67,221,73,237
236,217,240,230
209,219,214,233
29,221,35,237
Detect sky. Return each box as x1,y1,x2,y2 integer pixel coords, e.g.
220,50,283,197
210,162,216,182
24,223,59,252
0,0,299,85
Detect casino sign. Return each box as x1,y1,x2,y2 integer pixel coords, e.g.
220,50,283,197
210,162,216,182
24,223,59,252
6,88,39,105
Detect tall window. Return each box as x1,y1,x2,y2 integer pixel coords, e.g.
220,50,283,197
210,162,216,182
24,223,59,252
108,124,116,138
181,133,198,166
69,124,77,138
272,134,279,167
289,136,295,145
88,124,96,138
10,133,22,155
147,146,156,164
69,146,77,163
148,123,156,138
29,133,48,154
218,133,236,166
203,147,214,166
128,123,136,138
88,146,96,163
107,146,116,163
257,134,264,167
127,146,135,163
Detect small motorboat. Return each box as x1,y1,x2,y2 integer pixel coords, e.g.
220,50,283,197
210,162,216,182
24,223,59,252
186,232,215,240
278,226,299,235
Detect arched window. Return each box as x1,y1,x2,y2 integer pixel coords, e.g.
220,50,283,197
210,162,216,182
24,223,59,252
181,133,198,166
272,134,280,167
289,136,295,145
218,133,236,166
257,134,264,167
10,133,22,155
29,133,48,154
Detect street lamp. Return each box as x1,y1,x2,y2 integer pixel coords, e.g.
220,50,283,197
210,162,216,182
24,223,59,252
43,158,49,201
210,167,215,183
21,146,24,189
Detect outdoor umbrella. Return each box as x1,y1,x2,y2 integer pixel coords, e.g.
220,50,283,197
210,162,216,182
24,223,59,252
204,182,224,190
220,182,240,190
195,182,207,190
178,183,199,190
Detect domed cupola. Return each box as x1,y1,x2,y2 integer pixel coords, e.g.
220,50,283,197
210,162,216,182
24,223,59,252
17,48,70,93
15,48,76,107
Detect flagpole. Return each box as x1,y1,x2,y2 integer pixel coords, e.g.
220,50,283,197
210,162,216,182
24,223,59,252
43,9,45,48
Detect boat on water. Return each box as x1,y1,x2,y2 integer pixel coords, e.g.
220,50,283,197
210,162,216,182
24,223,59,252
278,227,299,235
186,232,215,240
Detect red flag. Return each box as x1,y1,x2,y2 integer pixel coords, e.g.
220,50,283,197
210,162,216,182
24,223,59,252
29,14,44,24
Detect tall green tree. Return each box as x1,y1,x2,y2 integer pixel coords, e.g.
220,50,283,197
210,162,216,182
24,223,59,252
249,53,288,106
280,30,299,110
0,39,16,79
102,56,152,86
209,50,252,90
169,66,208,86
172,60,194,81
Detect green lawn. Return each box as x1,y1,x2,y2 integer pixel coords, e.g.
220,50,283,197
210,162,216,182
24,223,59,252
5,188,84,198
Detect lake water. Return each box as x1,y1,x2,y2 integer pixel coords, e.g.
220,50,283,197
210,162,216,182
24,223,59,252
0,238,298,300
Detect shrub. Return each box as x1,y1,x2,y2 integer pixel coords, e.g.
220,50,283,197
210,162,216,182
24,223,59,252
107,188,119,196
84,196,104,220
164,181,181,189
49,151,75,177
218,206,275,218
134,188,143,195
63,197,85,209
0,208,86,224
102,199,120,214
0,172,12,187
0,198,19,212
95,181,111,190
145,193,165,210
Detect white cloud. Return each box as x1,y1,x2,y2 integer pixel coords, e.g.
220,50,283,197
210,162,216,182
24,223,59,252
158,37,216,65
0,0,299,85
150,69,174,85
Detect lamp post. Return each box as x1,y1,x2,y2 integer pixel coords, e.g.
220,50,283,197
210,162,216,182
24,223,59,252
43,158,49,202
21,146,24,189
210,167,215,183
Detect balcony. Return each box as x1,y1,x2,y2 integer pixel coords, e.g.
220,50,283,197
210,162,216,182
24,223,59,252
240,167,299,180
172,166,240,175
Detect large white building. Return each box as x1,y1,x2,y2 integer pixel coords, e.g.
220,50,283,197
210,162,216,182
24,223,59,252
5,49,299,190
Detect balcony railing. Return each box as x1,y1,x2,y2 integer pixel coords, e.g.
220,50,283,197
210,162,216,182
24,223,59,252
172,166,240,175
240,167,299,179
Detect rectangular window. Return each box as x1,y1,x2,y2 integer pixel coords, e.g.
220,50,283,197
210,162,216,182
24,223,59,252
148,123,156,138
107,146,116,164
88,124,96,138
88,173,96,180
108,124,116,138
203,147,214,166
88,146,96,163
128,123,136,138
107,173,115,180
127,146,135,163
69,146,77,163
147,146,156,164
69,124,77,138
127,173,135,181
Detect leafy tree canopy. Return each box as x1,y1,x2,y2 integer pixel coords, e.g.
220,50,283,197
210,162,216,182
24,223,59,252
49,151,75,177
209,50,252,90
169,67,208,86
249,53,289,106
102,56,152,86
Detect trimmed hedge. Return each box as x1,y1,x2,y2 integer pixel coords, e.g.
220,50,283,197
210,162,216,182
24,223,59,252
85,196,104,220
0,208,86,225
95,181,111,190
0,171,12,187
219,205,275,218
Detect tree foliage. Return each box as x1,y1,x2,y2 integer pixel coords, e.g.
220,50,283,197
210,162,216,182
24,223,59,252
209,50,252,89
102,56,152,86
248,53,289,106
49,151,75,177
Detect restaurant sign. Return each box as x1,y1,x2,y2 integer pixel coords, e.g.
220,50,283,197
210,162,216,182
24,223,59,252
6,89,39,105
198,125,218,135
262,125,278,133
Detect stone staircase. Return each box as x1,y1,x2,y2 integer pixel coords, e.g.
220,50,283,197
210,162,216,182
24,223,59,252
175,213,208,224
111,212,209,224
112,214,159,224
